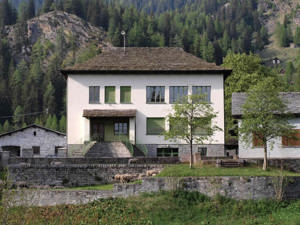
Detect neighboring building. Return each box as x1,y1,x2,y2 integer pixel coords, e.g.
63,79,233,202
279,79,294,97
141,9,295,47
232,92,300,159
0,124,66,157
61,47,231,160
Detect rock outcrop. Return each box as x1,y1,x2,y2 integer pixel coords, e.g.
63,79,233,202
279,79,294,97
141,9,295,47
4,11,111,62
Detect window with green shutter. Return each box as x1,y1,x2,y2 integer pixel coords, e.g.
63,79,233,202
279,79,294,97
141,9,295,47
105,86,115,103
147,118,165,135
120,86,131,103
169,117,188,132
192,118,211,135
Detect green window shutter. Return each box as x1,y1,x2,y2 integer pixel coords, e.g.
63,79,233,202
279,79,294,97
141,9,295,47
169,117,187,132
147,118,165,135
120,86,131,103
105,86,115,103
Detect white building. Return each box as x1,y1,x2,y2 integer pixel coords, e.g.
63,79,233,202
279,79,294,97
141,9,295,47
0,124,66,157
232,92,300,159
62,47,231,160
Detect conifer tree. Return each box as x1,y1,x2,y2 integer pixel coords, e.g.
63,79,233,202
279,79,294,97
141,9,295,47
59,115,66,133
3,120,11,132
43,82,56,115
45,115,53,128
27,0,35,19
285,62,295,89
51,115,58,130
294,27,300,46
13,105,23,129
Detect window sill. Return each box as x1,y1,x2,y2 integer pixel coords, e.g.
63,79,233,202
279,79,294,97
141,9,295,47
120,102,132,104
89,102,101,104
105,102,117,104
146,102,166,104
146,133,163,136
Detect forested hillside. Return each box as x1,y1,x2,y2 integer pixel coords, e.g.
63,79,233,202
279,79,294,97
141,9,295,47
0,0,299,135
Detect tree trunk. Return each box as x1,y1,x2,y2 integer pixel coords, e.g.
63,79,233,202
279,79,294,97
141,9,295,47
190,141,193,169
263,144,268,171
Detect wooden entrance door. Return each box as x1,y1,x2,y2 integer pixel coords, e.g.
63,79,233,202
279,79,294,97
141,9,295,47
91,122,104,142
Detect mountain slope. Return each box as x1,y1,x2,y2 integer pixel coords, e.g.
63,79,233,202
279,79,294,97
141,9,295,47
4,10,110,63
258,0,300,66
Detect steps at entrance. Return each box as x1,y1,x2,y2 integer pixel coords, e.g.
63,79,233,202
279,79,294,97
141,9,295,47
216,159,246,168
85,142,132,158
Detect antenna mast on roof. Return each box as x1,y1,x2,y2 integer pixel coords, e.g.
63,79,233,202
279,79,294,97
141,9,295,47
121,31,126,54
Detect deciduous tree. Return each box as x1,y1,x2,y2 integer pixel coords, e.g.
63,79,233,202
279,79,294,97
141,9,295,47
239,78,295,170
164,95,221,168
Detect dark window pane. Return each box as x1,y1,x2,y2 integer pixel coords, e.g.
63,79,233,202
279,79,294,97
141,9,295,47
192,86,211,102
89,86,100,103
170,86,188,103
146,86,165,103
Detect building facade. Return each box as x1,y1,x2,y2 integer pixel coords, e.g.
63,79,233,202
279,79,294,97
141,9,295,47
0,124,66,157
232,92,300,159
62,47,230,160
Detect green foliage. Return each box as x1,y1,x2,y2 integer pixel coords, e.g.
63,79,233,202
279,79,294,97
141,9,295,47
240,78,295,170
2,190,300,225
13,105,23,129
75,42,101,64
275,22,293,47
294,27,300,46
222,52,282,141
2,120,11,133
157,164,300,177
59,115,66,133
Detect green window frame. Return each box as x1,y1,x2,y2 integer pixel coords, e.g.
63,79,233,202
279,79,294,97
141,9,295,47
146,118,165,135
105,86,116,103
120,86,131,103
157,148,179,157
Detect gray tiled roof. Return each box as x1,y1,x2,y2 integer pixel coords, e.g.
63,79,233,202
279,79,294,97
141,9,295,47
232,92,300,116
62,47,231,73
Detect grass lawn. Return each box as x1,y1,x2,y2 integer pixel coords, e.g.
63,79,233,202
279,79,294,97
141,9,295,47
54,180,143,191
2,190,300,225
58,183,114,191
157,164,300,177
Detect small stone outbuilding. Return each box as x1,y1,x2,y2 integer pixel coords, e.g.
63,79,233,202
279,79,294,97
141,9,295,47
0,124,66,157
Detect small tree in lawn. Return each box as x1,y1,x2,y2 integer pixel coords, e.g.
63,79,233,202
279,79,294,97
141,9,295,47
164,95,221,168
239,78,295,171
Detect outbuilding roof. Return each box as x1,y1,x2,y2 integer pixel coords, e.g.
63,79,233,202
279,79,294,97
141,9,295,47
61,47,231,75
0,124,66,138
232,92,300,117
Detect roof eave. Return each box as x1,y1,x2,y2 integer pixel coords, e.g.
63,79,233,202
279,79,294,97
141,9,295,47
61,69,232,78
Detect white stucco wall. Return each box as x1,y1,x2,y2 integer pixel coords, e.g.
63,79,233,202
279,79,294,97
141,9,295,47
238,118,300,158
0,127,67,157
67,74,225,146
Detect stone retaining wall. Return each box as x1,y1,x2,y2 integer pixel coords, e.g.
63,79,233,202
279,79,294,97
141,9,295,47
7,157,179,165
8,164,164,187
11,176,300,207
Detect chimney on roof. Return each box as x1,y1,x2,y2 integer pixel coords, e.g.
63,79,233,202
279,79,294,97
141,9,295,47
121,31,126,54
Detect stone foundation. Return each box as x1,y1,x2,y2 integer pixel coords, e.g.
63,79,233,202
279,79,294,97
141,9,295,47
145,144,225,161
